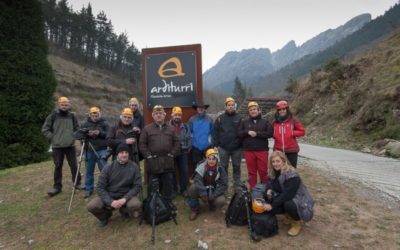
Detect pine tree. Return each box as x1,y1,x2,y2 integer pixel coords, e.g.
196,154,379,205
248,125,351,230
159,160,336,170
0,0,57,168
232,76,246,107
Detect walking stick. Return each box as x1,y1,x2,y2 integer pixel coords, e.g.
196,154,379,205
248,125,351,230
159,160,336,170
68,140,85,213
242,182,254,241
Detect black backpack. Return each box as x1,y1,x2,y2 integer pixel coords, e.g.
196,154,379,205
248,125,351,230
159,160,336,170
251,213,278,237
141,193,177,225
225,188,252,226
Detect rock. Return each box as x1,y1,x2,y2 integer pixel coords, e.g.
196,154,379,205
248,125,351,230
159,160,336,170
334,244,340,248
164,240,171,244
197,240,208,249
204,219,208,222
385,140,400,158
361,147,371,153
378,149,387,156
28,240,34,246
195,229,200,234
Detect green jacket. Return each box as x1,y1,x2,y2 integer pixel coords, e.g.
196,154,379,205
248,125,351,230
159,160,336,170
41,110,79,148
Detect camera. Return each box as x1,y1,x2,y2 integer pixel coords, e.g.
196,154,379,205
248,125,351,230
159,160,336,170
74,127,91,140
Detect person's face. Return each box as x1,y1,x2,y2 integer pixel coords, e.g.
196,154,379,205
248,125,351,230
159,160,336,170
207,155,217,166
196,107,205,114
121,115,133,125
117,151,129,162
129,101,138,111
248,106,259,117
226,101,236,113
89,112,100,122
58,102,70,112
172,113,182,123
152,111,166,123
278,108,287,116
271,156,284,171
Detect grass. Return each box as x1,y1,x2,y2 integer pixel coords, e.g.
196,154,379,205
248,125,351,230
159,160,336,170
1,159,400,249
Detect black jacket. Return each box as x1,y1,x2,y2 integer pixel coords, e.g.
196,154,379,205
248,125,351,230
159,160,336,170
76,117,109,151
107,121,139,160
214,111,242,151
238,114,273,151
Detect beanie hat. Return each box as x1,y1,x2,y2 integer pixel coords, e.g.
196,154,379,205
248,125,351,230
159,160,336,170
116,144,130,154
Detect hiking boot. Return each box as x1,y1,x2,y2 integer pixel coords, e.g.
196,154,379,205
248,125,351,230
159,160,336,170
47,188,61,197
282,213,292,225
189,209,199,221
250,232,262,242
288,220,302,236
98,218,109,228
84,191,93,198
74,184,85,190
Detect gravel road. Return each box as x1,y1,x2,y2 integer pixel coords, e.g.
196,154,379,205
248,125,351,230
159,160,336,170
298,143,400,202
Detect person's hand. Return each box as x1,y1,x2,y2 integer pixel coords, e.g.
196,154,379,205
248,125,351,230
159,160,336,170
267,189,273,196
133,127,141,133
111,200,121,209
92,130,100,136
126,138,136,144
248,130,257,137
201,196,208,203
264,203,272,212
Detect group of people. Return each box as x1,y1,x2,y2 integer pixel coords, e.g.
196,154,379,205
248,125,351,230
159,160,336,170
42,95,312,237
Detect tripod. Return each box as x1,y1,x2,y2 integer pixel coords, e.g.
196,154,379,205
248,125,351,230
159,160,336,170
67,139,104,213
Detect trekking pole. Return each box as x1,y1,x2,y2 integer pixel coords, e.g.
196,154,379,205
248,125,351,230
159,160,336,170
88,141,106,169
68,139,85,213
242,182,254,241
151,180,157,245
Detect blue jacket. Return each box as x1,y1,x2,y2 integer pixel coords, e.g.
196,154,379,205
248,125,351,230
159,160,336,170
188,113,214,151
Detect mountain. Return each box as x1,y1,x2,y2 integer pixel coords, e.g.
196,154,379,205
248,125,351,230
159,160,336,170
290,27,400,152
203,13,371,94
251,3,400,96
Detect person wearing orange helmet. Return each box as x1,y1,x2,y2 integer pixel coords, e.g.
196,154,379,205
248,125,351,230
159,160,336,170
238,101,273,190
168,106,192,196
42,97,83,197
272,100,305,167
186,148,228,221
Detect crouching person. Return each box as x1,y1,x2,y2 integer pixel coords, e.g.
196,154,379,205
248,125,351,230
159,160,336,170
251,151,314,239
86,144,142,227
187,148,228,220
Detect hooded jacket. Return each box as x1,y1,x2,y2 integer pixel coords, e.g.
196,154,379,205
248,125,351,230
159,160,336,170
273,116,305,153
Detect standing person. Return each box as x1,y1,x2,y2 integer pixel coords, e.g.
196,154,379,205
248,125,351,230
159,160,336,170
107,108,140,163
86,144,142,227
272,100,305,168
188,100,214,167
75,107,109,198
139,105,180,205
214,97,242,189
251,151,314,238
238,101,273,191
128,97,143,132
187,148,228,220
169,106,192,196
42,96,83,197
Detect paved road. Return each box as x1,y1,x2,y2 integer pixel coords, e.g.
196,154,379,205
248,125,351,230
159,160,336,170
298,143,400,201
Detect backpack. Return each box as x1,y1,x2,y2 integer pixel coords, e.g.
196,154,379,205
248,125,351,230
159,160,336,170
225,188,252,226
251,213,278,237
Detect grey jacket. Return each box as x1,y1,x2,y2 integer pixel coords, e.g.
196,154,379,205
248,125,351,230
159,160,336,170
97,160,142,206
41,110,78,148
194,160,228,197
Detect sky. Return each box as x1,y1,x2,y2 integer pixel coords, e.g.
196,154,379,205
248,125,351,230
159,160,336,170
68,0,399,72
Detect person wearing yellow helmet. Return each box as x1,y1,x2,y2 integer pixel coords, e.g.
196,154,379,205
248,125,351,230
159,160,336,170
106,108,139,162
42,96,83,197
214,97,242,189
187,148,228,220
168,106,192,196
238,101,273,190
75,107,109,198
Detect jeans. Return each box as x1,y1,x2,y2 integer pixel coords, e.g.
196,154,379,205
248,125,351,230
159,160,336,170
173,153,189,193
85,149,107,192
218,147,242,188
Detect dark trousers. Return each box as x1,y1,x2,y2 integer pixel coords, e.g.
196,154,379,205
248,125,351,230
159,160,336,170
86,196,141,221
271,200,300,220
192,147,206,167
52,146,81,190
173,153,189,193
285,153,298,168
148,172,175,201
